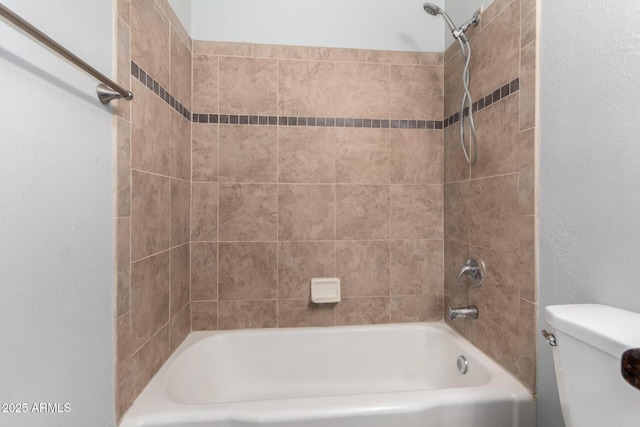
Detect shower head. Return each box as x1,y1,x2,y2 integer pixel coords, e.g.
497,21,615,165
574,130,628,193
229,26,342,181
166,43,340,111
422,3,458,35
423,3,479,41
423,3,440,16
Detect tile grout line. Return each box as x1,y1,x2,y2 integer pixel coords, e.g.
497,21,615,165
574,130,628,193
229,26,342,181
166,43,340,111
333,71,338,327
276,57,280,328
444,171,520,185
126,16,134,347
131,168,190,184
130,242,188,265
193,41,445,67
130,318,170,359
386,66,393,323
188,33,194,332
167,6,175,339
216,52,220,331
517,26,523,256
168,200,172,338
204,239,445,244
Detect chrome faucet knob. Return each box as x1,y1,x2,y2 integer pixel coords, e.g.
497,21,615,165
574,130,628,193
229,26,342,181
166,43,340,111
456,253,486,287
456,264,478,284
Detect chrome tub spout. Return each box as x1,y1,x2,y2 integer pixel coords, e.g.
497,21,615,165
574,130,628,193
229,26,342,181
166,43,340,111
448,305,478,320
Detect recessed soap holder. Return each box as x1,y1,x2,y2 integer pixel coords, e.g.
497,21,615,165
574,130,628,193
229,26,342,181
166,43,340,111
311,278,341,304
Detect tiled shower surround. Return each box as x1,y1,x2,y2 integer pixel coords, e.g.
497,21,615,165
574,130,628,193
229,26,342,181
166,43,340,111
114,0,193,419
187,42,446,331
114,0,537,420
443,0,538,392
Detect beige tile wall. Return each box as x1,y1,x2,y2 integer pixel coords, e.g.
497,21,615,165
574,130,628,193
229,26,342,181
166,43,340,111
189,42,446,331
114,0,538,419
114,0,192,420
443,0,538,392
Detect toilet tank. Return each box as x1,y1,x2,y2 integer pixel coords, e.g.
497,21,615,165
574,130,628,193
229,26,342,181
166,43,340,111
545,304,640,427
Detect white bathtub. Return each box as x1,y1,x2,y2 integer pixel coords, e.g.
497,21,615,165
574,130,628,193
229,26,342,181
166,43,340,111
121,322,535,427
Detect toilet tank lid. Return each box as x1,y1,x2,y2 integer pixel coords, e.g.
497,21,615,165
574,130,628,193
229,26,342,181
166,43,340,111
545,304,640,359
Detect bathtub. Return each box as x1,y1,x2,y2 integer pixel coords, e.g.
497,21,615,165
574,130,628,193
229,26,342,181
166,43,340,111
121,322,535,427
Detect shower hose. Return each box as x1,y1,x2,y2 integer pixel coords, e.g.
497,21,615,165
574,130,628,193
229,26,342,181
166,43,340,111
457,36,478,165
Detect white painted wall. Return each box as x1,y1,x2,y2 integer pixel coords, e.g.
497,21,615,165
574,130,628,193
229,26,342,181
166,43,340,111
0,1,114,426
168,0,191,34
539,0,640,426
190,0,445,52
169,0,497,52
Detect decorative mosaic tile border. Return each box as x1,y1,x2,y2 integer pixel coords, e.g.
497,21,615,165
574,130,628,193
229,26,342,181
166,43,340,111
131,60,518,131
191,113,444,130
444,78,520,129
130,60,443,129
131,61,191,120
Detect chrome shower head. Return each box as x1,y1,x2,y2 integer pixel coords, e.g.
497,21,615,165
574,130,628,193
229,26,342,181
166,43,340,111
423,3,458,34
422,2,469,40
423,3,440,16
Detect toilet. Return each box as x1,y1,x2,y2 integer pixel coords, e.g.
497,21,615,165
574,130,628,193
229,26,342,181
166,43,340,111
545,304,640,427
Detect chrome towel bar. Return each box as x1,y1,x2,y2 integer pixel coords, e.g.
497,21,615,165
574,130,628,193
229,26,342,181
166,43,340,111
0,2,133,104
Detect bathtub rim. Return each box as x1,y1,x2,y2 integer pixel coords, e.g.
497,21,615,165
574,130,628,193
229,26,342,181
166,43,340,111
121,321,534,426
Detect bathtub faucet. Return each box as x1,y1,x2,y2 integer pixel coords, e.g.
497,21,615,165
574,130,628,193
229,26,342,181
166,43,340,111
448,305,478,320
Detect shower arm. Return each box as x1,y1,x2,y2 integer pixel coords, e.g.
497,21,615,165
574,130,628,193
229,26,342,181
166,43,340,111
459,12,481,34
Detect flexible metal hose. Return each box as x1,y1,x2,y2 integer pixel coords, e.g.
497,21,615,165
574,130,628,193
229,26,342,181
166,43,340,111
457,37,478,165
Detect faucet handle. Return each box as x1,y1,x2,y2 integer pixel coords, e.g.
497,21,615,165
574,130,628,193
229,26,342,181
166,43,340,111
456,253,486,288
456,264,477,285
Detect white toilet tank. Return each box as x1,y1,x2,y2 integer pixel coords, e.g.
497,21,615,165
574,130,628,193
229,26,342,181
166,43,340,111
545,304,640,427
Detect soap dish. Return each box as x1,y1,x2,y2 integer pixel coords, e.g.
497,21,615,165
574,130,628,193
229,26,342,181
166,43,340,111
311,278,341,304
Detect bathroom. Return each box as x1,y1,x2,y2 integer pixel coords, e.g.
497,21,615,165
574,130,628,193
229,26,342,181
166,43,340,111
0,0,638,426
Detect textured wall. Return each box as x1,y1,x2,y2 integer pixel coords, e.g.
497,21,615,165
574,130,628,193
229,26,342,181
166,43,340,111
114,0,192,420
538,1,640,426
442,0,537,392
0,0,114,425
189,42,446,330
